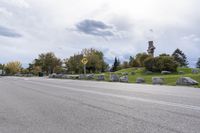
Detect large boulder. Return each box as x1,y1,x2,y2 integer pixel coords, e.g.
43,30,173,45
152,77,165,85
62,75,70,79
122,72,129,76
161,71,171,74
71,75,79,79
145,71,153,75
176,77,199,86
192,69,199,74
110,74,119,82
79,74,85,79
56,74,64,78
49,73,57,78
136,77,145,84
120,76,128,83
97,74,105,81
86,74,94,80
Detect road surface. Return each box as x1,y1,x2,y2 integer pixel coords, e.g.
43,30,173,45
0,77,200,133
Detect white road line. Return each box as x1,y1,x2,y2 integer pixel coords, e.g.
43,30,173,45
25,80,200,111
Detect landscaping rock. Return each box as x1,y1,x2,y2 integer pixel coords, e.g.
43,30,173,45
56,74,64,78
97,74,105,81
152,77,165,85
192,69,199,74
136,78,145,84
86,74,94,80
120,76,128,83
161,71,171,74
176,77,199,86
122,72,129,75
49,73,57,78
62,75,70,79
79,74,85,79
131,71,136,75
145,71,153,74
110,74,119,82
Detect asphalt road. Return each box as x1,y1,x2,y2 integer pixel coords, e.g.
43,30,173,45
0,77,200,133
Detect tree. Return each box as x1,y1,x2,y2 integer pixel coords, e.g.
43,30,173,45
129,56,134,67
122,61,129,69
32,52,62,75
21,68,29,74
172,48,188,67
111,57,118,72
129,56,140,67
5,61,22,75
111,57,121,72
0,64,4,69
196,58,200,68
135,53,150,67
159,53,170,57
0,63,5,75
144,55,178,72
64,48,108,74
82,48,108,73
64,54,84,74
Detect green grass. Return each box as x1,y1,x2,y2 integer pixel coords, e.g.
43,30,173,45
102,67,200,88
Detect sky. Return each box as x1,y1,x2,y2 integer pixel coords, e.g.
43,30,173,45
0,0,200,67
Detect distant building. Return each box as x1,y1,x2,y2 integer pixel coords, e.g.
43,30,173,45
147,41,156,57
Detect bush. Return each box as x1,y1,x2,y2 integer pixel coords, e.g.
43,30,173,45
135,53,150,67
144,56,178,72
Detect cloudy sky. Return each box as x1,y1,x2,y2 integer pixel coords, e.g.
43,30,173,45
0,0,200,67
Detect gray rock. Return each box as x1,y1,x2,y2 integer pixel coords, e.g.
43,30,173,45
79,74,86,79
56,74,64,78
122,72,129,75
68,75,79,79
74,75,80,79
120,76,128,83
86,74,94,80
62,75,70,79
178,71,185,75
161,71,171,74
136,78,145,84
176,77,199,86
97,75,105,81
110,74,119,82
49,73,57,78
152,77,165,85
145,71,153,74
15,73,23,77
192,69,199,74
131,71,136,75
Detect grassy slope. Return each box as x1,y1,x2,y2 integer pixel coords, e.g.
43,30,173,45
102,67,200,88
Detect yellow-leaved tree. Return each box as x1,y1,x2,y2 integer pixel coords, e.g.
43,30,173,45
5,61,22,75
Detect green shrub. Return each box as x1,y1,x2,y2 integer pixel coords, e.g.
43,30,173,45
144,55,178,72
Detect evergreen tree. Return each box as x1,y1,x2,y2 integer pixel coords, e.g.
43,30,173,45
129,56,134,67
172,48,188,67
111,57,118,72
111,57,121,72
196,58,200,68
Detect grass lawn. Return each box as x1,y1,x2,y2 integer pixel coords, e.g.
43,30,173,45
101,67,200,88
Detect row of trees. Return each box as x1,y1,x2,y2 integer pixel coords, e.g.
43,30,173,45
111,48,190,72
65,48,109,74
1,48,200,75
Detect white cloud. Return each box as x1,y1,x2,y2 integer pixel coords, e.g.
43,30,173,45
0,0,200,67
1,0,29,8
